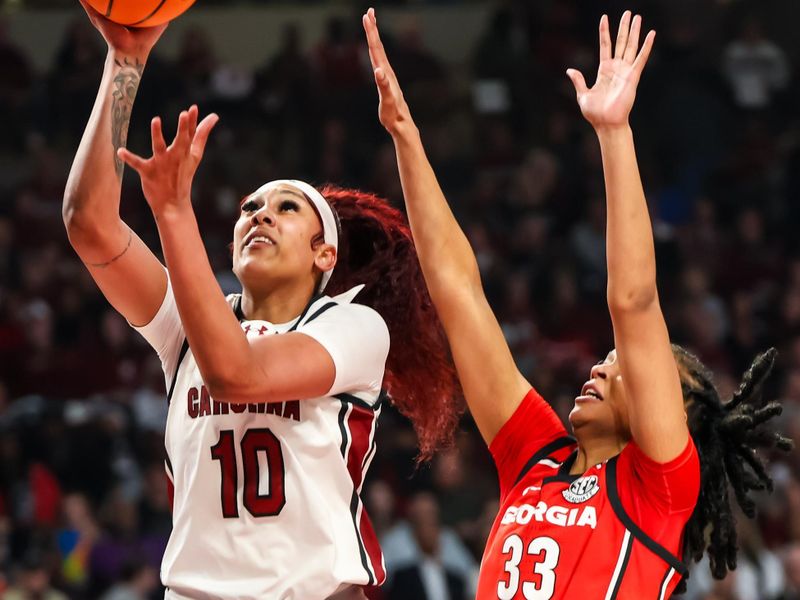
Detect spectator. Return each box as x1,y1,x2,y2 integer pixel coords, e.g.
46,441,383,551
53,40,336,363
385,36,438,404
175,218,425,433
723,17,790,111
4,550,69,600
383,493,471,600
99,559,158,600
0,3,799,595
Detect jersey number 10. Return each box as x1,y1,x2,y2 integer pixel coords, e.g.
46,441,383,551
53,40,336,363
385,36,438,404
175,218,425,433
210,428,287,518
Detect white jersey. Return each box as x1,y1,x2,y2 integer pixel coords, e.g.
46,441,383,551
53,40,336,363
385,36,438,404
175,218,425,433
134,276,390,600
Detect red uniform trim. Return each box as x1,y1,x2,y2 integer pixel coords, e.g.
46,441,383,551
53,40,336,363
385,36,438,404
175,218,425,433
339,399,386,584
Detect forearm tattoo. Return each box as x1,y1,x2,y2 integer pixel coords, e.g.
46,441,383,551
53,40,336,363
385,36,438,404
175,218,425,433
111,58,144,179
86,228,133,269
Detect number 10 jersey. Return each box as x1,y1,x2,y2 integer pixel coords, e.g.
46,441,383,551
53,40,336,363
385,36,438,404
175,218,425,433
134,277,390,600
477,389,700,600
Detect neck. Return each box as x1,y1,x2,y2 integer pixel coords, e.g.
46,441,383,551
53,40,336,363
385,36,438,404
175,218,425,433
570,435,628,475
240,278,318,323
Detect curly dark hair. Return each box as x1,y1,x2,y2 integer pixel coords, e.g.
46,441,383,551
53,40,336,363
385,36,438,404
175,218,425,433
673,345,792,593
319,184,463,462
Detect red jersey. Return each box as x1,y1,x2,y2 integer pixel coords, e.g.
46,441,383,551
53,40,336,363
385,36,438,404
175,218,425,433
477,389,700,599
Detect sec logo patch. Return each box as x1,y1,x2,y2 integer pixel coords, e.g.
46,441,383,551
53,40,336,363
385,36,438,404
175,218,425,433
562,475,600,503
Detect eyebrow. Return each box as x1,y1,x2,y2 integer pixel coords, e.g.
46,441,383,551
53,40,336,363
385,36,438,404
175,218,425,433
272,188,307,202
241,188,310,208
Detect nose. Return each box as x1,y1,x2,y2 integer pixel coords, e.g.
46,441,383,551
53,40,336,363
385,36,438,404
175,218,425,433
251,204,275,227
590,363,607,380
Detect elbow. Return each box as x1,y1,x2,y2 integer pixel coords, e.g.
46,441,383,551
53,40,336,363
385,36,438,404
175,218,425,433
62,191,79,230
200,344,272,404
62,191,93,239
607,285,658,314
204,379,247,406
204,369,270,406
203,370,242,403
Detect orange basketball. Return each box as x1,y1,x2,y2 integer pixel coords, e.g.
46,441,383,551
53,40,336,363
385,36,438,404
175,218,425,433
85,0,197,27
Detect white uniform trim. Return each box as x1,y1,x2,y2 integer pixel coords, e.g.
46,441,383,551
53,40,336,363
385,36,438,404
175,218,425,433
658,567,676,600
604,528,633,600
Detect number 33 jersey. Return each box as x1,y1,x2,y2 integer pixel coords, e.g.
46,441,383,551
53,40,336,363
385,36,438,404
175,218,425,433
134,277,390,600
477,389,700,600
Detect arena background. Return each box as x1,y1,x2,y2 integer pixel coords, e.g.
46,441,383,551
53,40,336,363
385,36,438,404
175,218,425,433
1,0,799,598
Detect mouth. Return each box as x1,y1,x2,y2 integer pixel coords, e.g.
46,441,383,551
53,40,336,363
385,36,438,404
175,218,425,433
576,381,603,402
243,230,276,250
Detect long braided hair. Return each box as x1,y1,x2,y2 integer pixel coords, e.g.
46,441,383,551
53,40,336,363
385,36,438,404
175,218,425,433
673,345,792,592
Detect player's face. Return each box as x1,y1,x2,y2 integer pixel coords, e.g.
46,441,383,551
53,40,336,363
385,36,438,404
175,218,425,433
232,184,336,292
569,349,632,439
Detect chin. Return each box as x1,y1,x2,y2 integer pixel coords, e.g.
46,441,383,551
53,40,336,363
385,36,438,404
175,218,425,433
236,261,277,286
568,401,603,431
568,405,584,430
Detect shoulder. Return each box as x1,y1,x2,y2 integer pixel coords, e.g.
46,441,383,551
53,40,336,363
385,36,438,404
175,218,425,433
615,437,700,515
296,297,390,393
330,301,386,327
304,296,388,336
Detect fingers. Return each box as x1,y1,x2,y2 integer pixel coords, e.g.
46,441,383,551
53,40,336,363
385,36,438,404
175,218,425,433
373,67,394,102
566,68,588,98
632,30,656,74
614,11,632,59
364,7,406,111
151,117,167,155
187,104,199,140
599,15,611,62
374,67,389,87
156,106,215,160
173,110,192,152
362,8,390,73
623,15,642,63
117,147,149,172
191,113,220,160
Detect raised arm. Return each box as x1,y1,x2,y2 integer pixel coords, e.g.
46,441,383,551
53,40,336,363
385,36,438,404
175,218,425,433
117,107,346,404
567,13,688,462
362,9,530,444
62,0,168,327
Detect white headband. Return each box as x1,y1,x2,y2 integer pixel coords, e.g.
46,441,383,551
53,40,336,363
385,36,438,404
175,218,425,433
251,179,339,292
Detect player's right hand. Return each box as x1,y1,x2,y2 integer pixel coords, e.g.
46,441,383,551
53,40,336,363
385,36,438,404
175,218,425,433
362,8,416,139
78,0,167,57
565,11,655,131
117,105,219,217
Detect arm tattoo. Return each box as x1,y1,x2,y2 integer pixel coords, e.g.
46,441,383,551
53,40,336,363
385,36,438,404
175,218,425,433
86,229,133,269
111,58,144,179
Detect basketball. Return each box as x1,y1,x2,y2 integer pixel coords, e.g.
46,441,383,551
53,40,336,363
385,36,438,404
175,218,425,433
85,0,197,27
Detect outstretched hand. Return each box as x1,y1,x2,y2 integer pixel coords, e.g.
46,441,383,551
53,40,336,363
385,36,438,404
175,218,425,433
78,0,167,57
362,8,416,138
566,12,655,130
117,105,218,216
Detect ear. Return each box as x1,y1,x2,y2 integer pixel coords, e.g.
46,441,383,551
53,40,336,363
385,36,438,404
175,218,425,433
314,244,337,274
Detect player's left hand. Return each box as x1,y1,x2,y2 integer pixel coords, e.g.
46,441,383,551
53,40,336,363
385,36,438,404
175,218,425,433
566,11,655,130
363,7,416,138
117,105,218,216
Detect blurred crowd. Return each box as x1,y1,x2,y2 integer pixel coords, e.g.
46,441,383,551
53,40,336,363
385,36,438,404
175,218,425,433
1,0,800,598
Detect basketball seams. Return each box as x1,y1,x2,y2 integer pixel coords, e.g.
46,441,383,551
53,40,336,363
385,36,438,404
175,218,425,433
92,0,196,27
132,0,168,26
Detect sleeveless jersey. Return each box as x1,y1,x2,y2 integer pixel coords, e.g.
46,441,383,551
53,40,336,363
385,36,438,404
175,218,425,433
477,389,700,600
134,277,390,600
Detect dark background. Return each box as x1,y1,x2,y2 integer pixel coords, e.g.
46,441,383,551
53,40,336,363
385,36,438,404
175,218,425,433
1,0,799,598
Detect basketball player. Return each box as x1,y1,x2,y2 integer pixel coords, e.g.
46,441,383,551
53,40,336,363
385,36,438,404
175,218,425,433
364,8,791,598
63,3,460,598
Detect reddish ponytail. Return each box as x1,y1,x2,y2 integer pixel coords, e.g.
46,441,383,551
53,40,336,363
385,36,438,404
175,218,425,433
320,184,463,461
